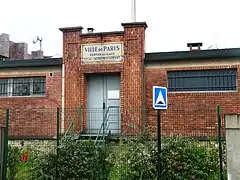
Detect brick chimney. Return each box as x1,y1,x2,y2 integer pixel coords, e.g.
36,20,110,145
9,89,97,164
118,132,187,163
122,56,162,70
187,42,203,51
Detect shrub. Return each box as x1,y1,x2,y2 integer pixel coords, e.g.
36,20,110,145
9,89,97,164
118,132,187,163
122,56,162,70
8,145,21,180
107,135,157,180
28,137,109,180
20,135,226,180
106,136,225,180
160,137,224,180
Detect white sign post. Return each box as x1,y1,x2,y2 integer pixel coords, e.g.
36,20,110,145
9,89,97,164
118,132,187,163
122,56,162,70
153,86,168,180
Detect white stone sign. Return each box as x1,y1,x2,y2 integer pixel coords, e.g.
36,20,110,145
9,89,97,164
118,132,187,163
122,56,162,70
81,42,124,63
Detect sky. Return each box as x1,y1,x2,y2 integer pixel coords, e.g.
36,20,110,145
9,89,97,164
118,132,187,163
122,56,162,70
1,0,240,57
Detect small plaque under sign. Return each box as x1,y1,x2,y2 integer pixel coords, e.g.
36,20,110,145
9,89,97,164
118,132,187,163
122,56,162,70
108,90,119,99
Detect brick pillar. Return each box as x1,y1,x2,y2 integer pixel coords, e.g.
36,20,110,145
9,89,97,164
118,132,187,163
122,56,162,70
121,22,147,135
59,26,83,131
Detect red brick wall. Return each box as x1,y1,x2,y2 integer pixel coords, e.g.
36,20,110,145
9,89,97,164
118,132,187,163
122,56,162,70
145,65,240,137
61,29,82,131
0,71,62,138
60,23,147,134
121,23,146,134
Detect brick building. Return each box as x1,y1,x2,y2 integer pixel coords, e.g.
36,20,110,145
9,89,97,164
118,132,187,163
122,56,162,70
0,22,240,139
0,33,45,60
0,58,62,138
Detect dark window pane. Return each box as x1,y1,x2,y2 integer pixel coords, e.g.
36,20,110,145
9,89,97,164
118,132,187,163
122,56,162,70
167,69,237,92
13,78,31,96
33,77,46,95
0,79,8,96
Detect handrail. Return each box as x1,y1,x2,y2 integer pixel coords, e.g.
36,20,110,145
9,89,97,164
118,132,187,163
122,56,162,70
94,106,119,144
95,106,111,141
63,104,83,138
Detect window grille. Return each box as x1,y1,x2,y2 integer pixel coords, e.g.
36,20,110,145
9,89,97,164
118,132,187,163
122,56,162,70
168,69,237,92
0,77,46,97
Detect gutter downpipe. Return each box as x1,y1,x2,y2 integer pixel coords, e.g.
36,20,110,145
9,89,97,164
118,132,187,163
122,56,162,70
61,62,65,134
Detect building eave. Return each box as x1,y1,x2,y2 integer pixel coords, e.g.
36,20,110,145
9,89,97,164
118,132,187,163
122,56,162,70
145,48,240,62
0,58,62,68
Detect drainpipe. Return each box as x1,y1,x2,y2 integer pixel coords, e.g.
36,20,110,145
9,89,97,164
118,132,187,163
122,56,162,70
61,63,65,134
142,55,146,133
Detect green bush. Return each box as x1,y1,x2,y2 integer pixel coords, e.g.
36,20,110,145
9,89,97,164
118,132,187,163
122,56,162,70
28,137,110,180
8,145,21,180
160,137,226,180
106,136,226,180
9,135,226,180
8,144,40,180
107,136,156,180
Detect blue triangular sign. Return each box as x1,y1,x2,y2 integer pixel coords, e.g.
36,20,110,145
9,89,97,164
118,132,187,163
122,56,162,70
153,86,168,109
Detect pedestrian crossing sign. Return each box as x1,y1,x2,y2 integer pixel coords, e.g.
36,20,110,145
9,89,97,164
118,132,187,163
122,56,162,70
153,86,168,109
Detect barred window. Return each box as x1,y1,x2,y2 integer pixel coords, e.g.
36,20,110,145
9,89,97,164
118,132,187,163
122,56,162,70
0,79,8,96
0,77,46,97
33,77,46,95
168,69,237,92
13,78,31,96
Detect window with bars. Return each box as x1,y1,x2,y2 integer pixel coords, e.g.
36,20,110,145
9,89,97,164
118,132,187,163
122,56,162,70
167,69,237,92
0,77,46,97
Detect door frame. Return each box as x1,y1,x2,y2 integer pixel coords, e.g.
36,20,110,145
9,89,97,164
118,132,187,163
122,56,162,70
86,73,121,134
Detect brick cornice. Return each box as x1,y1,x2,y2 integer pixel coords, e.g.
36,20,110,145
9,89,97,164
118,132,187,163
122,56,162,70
59,26,83,33
121,22,148,29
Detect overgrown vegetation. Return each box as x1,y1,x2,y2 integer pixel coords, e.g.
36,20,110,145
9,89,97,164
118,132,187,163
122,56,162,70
8,145,21,180
160,137,225,180
7,135,227,180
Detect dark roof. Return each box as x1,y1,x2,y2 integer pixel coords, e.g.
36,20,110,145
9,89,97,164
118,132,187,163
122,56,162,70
145,48,240,61
0,58,62,68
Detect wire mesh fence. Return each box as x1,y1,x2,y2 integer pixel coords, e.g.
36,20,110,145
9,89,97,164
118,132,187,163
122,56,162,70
148,104,221,140
0,105,226,179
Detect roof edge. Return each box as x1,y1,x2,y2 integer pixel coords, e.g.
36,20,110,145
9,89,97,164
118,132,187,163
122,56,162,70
145,48,240,61
0,58,62,68
121,22,148,29
59,26,84,33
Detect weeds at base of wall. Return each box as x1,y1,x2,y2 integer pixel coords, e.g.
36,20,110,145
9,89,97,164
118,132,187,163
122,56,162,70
7,135,227,180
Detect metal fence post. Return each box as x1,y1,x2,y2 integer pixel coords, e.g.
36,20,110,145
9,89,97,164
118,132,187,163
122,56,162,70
56,107,60,179
217,105,224,180
2,109,9,180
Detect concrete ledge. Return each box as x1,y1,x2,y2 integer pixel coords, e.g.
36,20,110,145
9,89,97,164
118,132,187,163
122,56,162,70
121,22,148,29
225,114,240,129
59,26,83,33
225,114,240,180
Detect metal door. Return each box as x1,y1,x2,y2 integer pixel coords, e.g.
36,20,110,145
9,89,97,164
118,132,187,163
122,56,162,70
105,75,121,134
87,74,120,134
